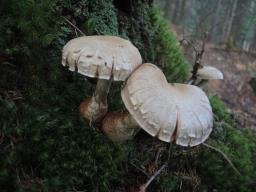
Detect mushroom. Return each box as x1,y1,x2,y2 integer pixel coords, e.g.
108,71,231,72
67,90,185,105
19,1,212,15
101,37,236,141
62,36,142,122
193,66,223,87
102,63,213,146
197,66,223,80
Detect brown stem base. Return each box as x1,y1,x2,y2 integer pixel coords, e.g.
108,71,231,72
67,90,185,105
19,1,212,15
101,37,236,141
79,96,108,123
102,112,139,142
79,79,111,123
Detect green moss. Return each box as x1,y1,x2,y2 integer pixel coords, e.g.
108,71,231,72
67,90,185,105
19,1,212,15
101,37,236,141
85,0,118,35
198,96,256,191
197,128,256,192
151,8,190,82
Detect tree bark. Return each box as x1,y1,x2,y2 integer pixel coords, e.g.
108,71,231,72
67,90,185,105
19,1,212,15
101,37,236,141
226,0,238,38
164,0,173,20
212,0,222,42
172,0,181,24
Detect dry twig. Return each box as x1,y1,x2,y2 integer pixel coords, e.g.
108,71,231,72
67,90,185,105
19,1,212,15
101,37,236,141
138,144,173,191
62,17,85,36
139,162,168,192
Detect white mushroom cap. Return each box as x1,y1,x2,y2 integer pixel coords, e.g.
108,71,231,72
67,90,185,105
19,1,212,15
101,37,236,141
197,66,223,80
62,36,142,81
121,63,213,147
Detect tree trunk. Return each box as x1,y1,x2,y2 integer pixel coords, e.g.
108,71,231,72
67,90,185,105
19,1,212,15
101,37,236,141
222,0,232,41
225,0,238,38
164,0,173,20
172,0,181,24
179,0,188,26
211,0,222,42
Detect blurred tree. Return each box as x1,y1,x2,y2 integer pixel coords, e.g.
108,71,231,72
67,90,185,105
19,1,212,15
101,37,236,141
157,0,256,52
164,0,172,20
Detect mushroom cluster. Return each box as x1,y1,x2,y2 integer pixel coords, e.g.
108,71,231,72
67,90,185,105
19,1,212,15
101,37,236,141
62,35,223,147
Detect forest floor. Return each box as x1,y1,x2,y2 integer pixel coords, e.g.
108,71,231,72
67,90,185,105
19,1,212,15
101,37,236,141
176,31,256,130
204,45,256,130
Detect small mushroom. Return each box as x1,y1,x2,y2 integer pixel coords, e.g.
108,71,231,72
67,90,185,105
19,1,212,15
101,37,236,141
62,36,142,122
197,66,223,80
102,63,213,147
193,66,224,87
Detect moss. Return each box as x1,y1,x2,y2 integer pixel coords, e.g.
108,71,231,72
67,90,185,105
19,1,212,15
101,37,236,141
151,8,190,82
197,128,256,191
85,0,119,35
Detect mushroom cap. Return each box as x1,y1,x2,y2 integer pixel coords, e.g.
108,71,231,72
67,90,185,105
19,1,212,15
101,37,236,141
197,66,223,80
121,63,213,147
62,36,142,81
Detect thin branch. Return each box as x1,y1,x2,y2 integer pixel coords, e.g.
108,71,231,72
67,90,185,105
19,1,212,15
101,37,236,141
62,17,85,36
139,162,168,192
180,39,198,52
190,32,208,84
202,142,241,175
139,143,173,192
130,161,149,177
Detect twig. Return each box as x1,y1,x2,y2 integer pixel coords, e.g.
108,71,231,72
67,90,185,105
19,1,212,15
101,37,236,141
190,32,208,84
139,162,168,192
130,161,149,177
139,143,173,192
180,39,198,52
202,142,241,175
62,17,85,36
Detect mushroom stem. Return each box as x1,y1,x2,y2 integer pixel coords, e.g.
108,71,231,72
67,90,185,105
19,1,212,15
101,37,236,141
94,79,112,104
102,112,139,142
79,79,112,123
196,79,208,87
